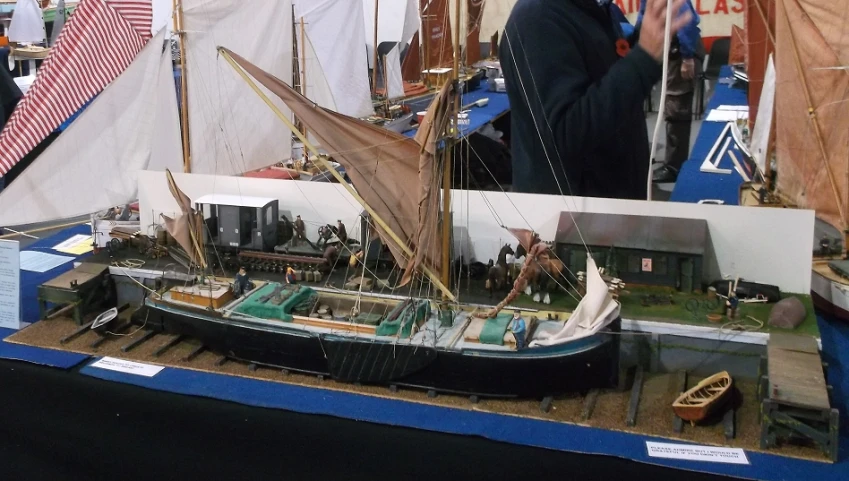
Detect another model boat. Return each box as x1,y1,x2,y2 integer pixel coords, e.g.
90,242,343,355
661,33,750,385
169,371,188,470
672,371,733,422
735,0,849,321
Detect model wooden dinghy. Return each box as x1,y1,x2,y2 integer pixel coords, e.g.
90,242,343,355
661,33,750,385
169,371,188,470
672,371,733,422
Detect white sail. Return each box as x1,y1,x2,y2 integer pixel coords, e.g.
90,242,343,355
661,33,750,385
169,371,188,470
295,0,373,118
298,29,337,115
530,256,620,347
0,30,181,227
385,44,404,100
750,55,775,175
9,0,46,44
362,0,418,67
181,0,294,175
401,0,420,46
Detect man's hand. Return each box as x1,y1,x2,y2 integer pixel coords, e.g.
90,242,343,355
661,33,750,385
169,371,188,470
681,58,695,79
638,0,693,62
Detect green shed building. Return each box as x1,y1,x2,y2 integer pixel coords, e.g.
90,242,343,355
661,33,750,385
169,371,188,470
554,212,709,292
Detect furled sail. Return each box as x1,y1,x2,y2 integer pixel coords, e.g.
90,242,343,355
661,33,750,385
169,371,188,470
162,169,207,269
181,0,294,175
0,0,153,176
294,0,373,118
0,29,182,227
222,49,446,280
530,255,620,347
8,0,46,44
774,0,849,233
402,80,455,286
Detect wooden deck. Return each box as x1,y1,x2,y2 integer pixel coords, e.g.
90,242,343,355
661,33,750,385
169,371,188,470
760,332,839,462
767,333,830,411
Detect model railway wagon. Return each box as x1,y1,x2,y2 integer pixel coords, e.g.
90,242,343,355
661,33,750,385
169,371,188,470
193,194,359,272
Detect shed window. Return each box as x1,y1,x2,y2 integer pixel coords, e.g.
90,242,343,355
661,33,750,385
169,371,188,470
265,205,272,226
628,255,640,273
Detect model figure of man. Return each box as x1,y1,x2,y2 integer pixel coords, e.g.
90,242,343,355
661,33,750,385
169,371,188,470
726,292,739,319
509,310,527,350
293,215,306,246
336,220,347,244
285,266,296,284
233,266,254,297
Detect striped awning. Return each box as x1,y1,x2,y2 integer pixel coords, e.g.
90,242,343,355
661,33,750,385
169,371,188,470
0,0,152,175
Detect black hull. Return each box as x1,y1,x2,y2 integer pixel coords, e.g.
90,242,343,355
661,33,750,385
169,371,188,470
134,302,621,398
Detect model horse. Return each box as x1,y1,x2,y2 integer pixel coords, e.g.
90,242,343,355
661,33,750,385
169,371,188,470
486,244,515,298
516,242,565,304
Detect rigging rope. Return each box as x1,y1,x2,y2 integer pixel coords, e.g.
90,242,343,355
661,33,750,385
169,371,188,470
646,0,676,202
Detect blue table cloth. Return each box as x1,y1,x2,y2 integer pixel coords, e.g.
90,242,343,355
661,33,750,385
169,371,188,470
670,66,749,204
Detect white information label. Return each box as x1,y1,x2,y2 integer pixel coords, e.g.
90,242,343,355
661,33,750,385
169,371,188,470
0,240,21,329
646,442,749,465
90,357,165,377
19,250,75,273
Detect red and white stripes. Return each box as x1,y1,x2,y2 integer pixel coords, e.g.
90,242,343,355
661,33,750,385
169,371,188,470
0,0,152,175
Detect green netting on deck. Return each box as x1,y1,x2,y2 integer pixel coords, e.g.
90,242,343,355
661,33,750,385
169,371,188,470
375,300,430,338
479,314,513,346
234,283,316,322
352,313,384,326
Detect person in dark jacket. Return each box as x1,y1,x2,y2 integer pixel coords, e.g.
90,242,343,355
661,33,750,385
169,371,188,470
636,0,704,182
499,0,691,199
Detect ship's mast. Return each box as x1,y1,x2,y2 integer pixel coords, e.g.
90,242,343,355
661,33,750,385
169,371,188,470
440,0,461,294
371,0,379,96
173,0,191,173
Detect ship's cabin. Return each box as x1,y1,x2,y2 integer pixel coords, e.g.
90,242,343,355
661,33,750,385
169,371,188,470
195,194,279,252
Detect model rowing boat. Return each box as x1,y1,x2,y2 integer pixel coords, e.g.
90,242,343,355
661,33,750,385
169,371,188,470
672,371,733,422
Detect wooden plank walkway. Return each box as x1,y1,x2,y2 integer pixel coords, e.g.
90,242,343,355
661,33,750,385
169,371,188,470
767,333,830,411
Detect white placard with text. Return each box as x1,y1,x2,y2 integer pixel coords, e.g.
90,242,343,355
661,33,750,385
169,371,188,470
0,240,21,330
90,357,164,377
646,441,749,465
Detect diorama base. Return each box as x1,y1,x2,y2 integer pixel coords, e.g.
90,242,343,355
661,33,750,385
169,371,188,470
3,316,848,481
4,225,848,481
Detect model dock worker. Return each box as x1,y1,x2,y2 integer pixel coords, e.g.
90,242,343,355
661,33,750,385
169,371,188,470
500,0,691,199
636,0,704,183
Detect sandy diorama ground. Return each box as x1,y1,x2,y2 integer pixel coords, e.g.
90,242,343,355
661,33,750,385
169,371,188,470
6,313,831,463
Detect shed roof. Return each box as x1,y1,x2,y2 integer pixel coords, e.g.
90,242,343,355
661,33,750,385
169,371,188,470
194,194,277,208
556,212,708,255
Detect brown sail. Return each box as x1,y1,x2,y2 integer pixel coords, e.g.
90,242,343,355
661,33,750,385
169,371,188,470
162,169,207,269
401,31,422,81
745,0,775,127
422,0,454,70
221,48,448,283
465,0,485,66
403,80,456,286
774,0,849,233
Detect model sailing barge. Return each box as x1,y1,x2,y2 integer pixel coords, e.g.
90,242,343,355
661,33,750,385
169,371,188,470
124,49,623,399
132,279,621,398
